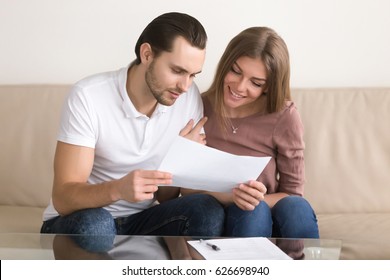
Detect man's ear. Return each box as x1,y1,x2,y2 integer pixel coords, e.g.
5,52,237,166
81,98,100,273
139,43,153,64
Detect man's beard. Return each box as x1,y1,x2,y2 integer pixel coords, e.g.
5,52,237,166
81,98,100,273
145,61,181,106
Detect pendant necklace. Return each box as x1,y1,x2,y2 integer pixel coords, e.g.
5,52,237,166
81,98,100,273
231,124,239,134
230,118,239,134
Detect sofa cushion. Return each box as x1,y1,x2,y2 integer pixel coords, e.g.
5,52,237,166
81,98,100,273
292,88,390,214
317,213,390,259
0,206,44,233
0,85,69,208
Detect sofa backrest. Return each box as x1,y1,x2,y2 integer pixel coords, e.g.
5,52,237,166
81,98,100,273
0,85,69,208
292,88,390,214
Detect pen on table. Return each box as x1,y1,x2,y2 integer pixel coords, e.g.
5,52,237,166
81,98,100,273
199,239,220,251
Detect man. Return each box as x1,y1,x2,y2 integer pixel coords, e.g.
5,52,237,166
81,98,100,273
41,12,224,237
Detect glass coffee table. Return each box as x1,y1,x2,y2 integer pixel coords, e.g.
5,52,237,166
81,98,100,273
0,233,341,260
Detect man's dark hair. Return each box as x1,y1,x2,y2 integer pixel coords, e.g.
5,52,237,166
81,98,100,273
134,12,207,64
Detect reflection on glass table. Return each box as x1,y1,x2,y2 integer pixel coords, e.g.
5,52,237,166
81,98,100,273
0,233,341,260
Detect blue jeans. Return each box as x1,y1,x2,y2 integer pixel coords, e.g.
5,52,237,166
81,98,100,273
41,193,225,237
224,196,319,238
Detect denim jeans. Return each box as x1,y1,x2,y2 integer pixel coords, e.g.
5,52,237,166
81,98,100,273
41,193,225,237
224,196,319,238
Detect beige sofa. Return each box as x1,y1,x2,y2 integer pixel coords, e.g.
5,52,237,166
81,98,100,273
1,85,389,259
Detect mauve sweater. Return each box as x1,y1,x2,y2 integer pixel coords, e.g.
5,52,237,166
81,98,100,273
203,96,305,196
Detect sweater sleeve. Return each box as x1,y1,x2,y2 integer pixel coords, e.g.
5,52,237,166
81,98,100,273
273,104,305,196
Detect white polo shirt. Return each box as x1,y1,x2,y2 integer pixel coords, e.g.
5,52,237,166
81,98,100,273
43,66,203,220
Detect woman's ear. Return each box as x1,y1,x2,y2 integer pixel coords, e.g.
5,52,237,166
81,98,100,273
139,43,153,64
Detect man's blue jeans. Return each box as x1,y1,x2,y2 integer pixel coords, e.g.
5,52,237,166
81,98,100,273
224,196,319,238
41,194,225,238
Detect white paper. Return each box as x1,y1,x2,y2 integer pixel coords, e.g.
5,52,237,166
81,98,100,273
158,136,271,192
187,237,292,260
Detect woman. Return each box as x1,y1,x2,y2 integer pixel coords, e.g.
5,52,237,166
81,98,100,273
182,27,319,238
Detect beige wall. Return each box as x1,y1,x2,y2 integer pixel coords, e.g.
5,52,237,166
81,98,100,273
1,0,389,90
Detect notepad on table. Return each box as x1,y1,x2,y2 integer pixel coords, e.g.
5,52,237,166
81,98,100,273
187,237,292,260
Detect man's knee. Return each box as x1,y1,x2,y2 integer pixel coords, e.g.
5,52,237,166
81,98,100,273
225,201,272,237
75,208,116,235
188,193,224,217
183,194,225,236
53,208,116,235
